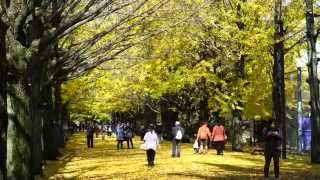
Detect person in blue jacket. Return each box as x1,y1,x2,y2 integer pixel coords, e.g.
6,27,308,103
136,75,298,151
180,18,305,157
116,123,125,150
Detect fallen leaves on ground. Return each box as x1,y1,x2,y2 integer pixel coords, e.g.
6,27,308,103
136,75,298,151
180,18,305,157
39,133,320,180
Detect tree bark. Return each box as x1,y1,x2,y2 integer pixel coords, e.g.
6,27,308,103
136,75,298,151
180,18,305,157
54,84,65,148
273,0,286,159
232,110,243,151
199,97,209,122
6,67,32,179
230,1,246,152
0,18,8,180
144,99,157,126
305,0,320,163
43,86,59,160
160,99,177,140
198,77,209,122
30,59,44,176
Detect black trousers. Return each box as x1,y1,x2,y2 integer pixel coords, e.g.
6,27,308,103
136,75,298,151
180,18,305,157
214,141,225,155
127,138,134,149
264,150,280,178
117,140,123,150
146,149,156,166
87,136,93,148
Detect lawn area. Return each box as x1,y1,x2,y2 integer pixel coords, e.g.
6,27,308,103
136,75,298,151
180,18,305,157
39,133,320,180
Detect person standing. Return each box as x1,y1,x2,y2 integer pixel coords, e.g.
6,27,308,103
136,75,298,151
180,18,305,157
144,124,159,168
124,123,134,149
263,120,282,179
211,122,226,155
86,122,94,148
196,121,211,154
116,123,125,150
172,121,184,158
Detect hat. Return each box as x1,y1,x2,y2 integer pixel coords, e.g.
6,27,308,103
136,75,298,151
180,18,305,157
175,121,180,126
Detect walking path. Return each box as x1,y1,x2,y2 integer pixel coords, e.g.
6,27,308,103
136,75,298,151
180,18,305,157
40,133,320,179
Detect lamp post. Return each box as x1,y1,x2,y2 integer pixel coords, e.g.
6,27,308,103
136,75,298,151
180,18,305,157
297,64,303,152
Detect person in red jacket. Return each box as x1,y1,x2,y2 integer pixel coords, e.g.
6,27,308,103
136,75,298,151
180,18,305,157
211,122,227,155
196,122,211,154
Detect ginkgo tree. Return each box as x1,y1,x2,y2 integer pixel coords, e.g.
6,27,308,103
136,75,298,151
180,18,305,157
62,0,304,126
0,0,179,178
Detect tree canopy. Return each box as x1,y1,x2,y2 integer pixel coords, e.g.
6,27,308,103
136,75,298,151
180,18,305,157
62,0,306,121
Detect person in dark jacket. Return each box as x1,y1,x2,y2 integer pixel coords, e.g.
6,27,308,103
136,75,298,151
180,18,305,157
263,120,282,179
86,122,94,148
124,123,134,149
172,121,185,158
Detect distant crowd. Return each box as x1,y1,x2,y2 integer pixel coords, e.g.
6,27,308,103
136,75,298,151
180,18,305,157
82,122,134,149
74,119,281,179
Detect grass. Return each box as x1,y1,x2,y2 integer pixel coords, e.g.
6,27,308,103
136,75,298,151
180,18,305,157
38,133,320,180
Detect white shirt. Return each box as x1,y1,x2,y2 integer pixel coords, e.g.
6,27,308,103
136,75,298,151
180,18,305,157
144,131,159,151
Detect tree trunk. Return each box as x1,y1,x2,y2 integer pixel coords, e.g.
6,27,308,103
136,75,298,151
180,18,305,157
54,84,65,148
273,0,286,159
160,100,177,140
232,110,243,151
0,19,8,180
305,0,320,163
144,100,157,126
199,97,209,122
6,73,32,179
30,60,44,176
62,104,70,142
230,2,247,152
5,26,36,177
43,86,59,160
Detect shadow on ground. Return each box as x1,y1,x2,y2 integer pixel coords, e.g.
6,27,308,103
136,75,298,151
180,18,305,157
39,133,320,180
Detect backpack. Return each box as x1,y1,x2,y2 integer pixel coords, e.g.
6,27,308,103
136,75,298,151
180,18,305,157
175,129,183,140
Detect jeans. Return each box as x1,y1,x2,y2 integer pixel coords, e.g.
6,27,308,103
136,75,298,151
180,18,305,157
87,136,93,148
146,149,156,166
264,150,280,178
172,139,182,157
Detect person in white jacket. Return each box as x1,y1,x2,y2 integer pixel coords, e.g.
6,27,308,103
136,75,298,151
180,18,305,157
143,124,159,168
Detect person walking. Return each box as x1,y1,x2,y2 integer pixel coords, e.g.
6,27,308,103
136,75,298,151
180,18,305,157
263,120,282,179
196,121,211,154
172,121,184,158
116,123,125,150
86,122,94,148
211,122,227,155
143,124,159,168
